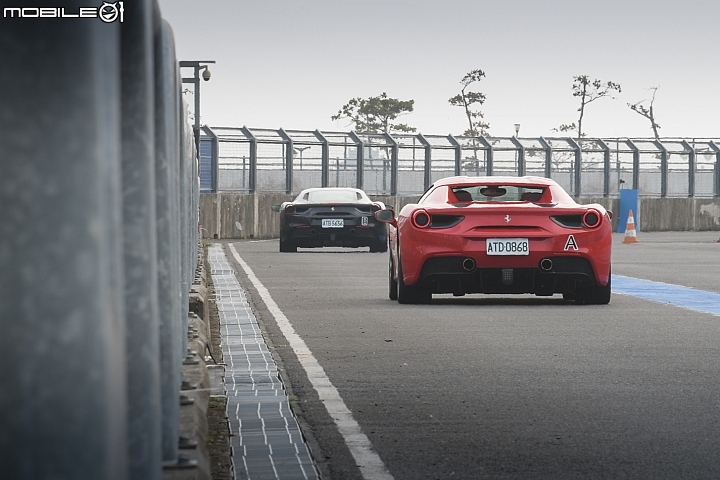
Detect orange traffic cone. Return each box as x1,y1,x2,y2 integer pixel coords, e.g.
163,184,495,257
623,209,639,244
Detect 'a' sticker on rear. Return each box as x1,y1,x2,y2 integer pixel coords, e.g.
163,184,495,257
564,235,578,251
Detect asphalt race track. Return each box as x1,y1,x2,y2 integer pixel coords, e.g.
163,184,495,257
224,231,720,480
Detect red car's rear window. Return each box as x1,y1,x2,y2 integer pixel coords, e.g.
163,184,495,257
451,185,547,203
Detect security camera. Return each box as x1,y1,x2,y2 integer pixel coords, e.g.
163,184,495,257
202,67,211,81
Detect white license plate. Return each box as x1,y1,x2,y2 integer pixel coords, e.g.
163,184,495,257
486,238,529,256
321,218,344,228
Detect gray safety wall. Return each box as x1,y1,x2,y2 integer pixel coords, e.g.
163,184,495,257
0,1,199,479
200,194,720,239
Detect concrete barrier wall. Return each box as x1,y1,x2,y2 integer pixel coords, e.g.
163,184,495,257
200,193,294,239
640,197,720,231
200,193,720,239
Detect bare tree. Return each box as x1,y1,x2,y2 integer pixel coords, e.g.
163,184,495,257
449,69,490,137
557,75,622,139
628,86,661,139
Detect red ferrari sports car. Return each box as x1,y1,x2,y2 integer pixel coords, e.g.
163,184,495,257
375,176,612,305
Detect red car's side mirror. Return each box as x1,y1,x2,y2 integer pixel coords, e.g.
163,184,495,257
374,209,395,224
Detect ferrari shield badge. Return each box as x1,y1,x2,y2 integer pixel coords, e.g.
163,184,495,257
564,235,578,251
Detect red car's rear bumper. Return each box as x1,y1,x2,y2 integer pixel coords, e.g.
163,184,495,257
396,219,611,287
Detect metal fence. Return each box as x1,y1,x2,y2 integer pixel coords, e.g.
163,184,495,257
199,126,720,198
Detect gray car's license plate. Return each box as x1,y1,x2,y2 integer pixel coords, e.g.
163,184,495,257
322,219,344,228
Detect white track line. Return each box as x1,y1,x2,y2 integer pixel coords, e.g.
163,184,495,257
229,243,394,480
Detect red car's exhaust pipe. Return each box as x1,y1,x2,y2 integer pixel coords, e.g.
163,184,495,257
540,258,553,271
462,258,476,272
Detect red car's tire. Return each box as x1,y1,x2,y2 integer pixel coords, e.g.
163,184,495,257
396,253,431,304
389,255,398,300
577,268,611,305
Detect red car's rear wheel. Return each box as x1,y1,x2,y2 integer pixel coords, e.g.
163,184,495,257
396,251,431,304
389,255,398,300
577,267,611,305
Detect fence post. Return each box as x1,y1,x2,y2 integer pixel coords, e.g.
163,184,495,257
567,138,582,197
279,129,293,194
538,137,552,179
0,12,128,480
478,136,493,175
212,127,219,192
447,134,462,176
682,140,696,197
349,131,364,190
710,141,720,198
241,126,257,193
417,133,432,191
384,133,399,195
626,139,641,191
315,130,329,188
199,126,218,193
654,140,668,197
510,136,525,176
596,138,611,197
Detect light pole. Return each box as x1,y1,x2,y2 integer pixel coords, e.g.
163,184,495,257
514,123,521,137
180,60,215,149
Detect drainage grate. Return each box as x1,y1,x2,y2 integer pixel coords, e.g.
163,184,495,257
208,244,319,480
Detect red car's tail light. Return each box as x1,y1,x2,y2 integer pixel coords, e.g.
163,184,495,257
582,209,601,228
284,204,296,215
412,210,430,228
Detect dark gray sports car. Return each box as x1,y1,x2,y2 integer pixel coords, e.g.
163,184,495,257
271,187,388,252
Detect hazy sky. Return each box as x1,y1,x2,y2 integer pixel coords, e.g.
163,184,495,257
158,0,720,139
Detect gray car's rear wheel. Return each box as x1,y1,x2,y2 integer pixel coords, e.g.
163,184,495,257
279,238,297,252
370,239,388,253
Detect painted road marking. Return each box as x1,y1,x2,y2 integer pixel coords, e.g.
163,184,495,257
613,275,720,316
229,243,394,480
